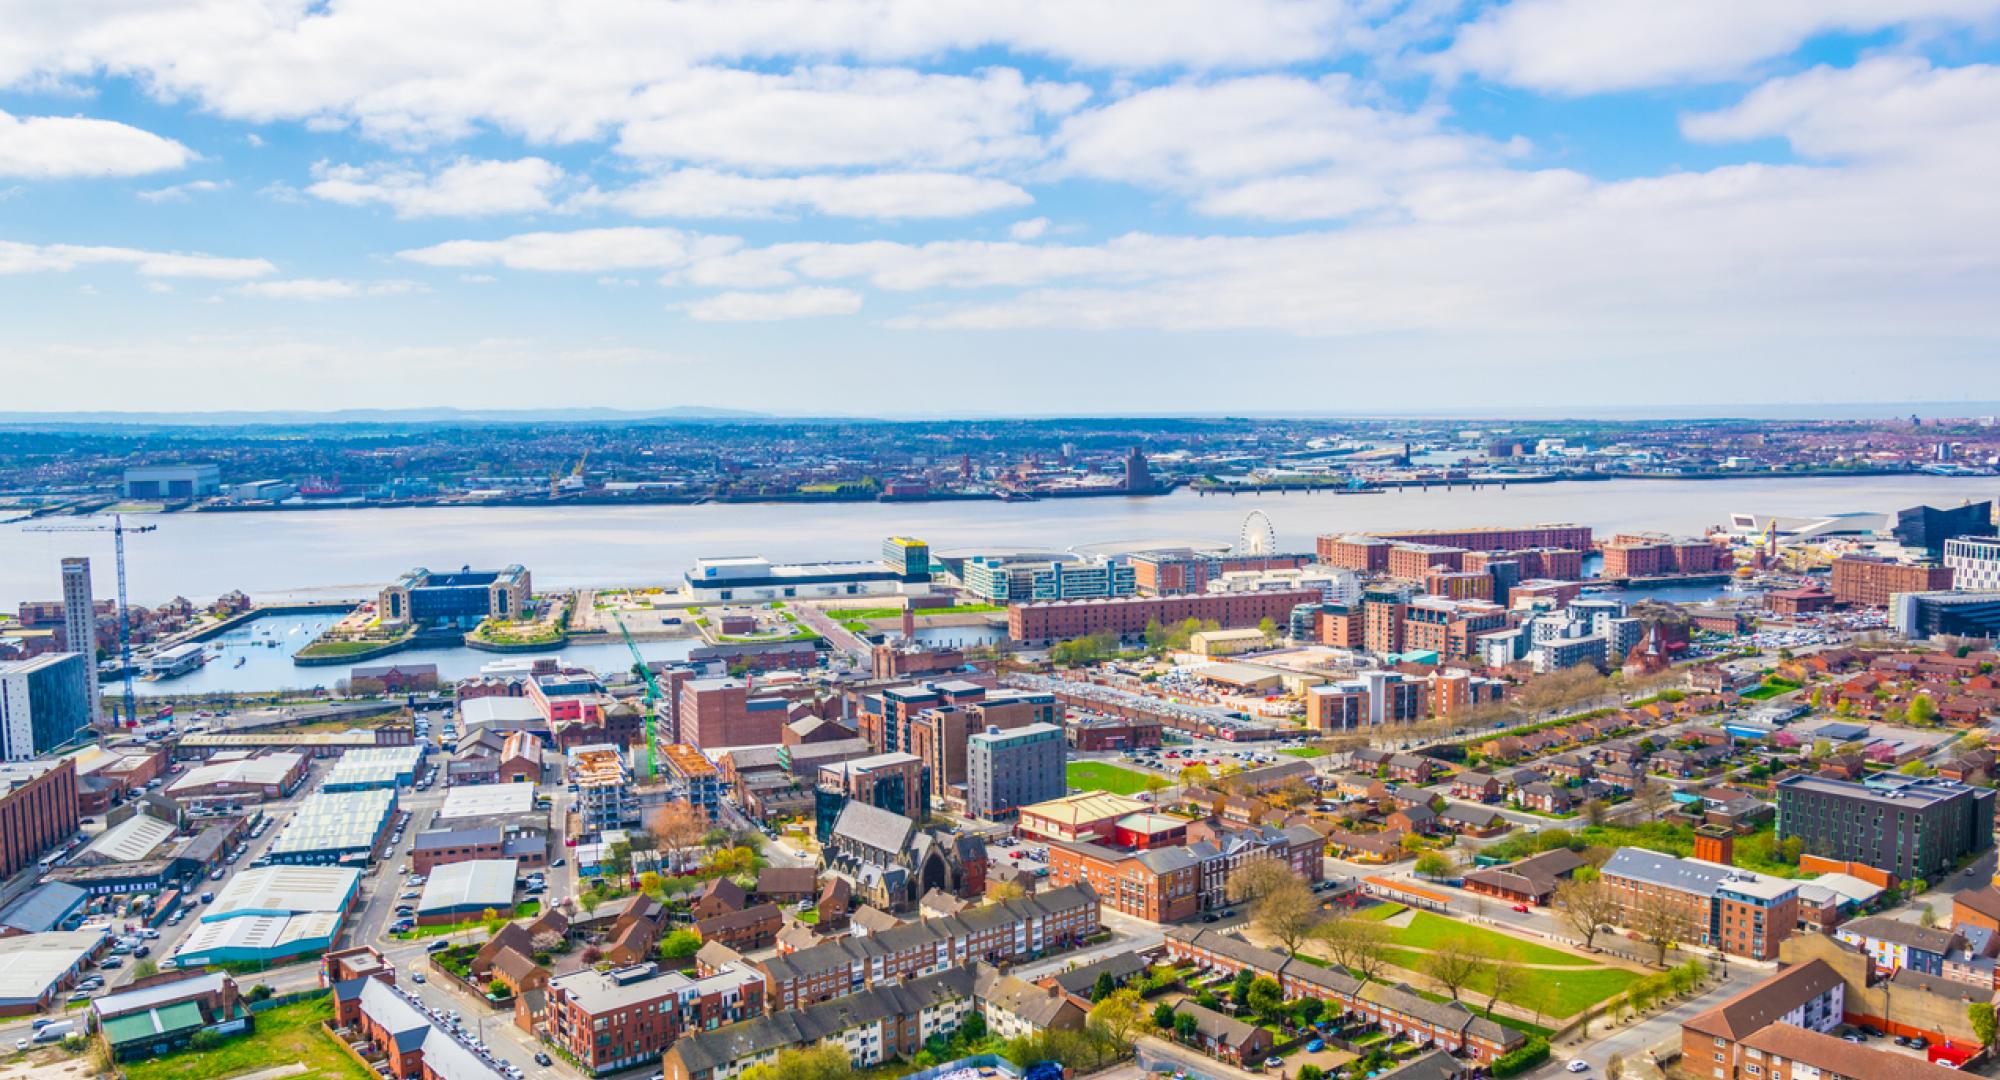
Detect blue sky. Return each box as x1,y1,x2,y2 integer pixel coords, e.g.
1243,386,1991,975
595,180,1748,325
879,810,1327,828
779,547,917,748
3,1,1999,416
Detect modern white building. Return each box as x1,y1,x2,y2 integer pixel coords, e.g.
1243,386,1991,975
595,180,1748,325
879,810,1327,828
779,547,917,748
1206,564,1361,606
0,654,92,760
1944,536,2000,592
961,556,1136,603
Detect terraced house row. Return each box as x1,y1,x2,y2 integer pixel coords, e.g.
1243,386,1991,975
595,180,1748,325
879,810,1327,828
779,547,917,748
1166,928,1527,1065
759,884,1098,1011
663,962,1077,1080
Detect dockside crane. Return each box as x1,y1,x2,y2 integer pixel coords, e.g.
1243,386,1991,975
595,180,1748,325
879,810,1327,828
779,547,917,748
24,514,156,724
614,612,661,779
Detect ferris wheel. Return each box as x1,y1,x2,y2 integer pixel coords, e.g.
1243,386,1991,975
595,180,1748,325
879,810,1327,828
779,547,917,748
1238,510,1277,555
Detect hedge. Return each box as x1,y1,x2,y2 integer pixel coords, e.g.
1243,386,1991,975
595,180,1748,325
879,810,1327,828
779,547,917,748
1493,1037,1551,1078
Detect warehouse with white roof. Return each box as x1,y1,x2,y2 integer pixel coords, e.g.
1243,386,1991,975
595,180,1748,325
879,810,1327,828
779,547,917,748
264,787,396,865
322,746,425,792
171,865,360,968
414,859,517,925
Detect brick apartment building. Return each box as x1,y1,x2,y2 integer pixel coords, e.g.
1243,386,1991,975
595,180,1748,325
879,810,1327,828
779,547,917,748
1829,556,1954,607
855,680,994,756
907,691,1061,789
1680,959,1847,1080
1128,552,1313,595
1386,544,1466,581
1318,537,1391,572
1423,570,1495,601
0,760,79,880
1601,840,1798,960
1461,547,1584,580
1007,590,1320,646
1047,822,1322,921
757,885,1098,1012
1401,598,1507,660
679,678,792,752
1600,533,1729,578
542,960,767,1075
1368,524,1594,551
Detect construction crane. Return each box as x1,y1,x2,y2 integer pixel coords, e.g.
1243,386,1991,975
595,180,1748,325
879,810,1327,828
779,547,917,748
24,514,156,725
614,612,661,779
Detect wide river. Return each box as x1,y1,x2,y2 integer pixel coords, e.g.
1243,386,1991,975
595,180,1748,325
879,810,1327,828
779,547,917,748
3,475,1995,607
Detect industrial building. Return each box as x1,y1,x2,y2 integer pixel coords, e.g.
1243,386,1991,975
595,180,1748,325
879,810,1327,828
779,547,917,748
414,859,518,925
166,752,310,804
0,653,92,760
436,782,538,822
172,865,360,968
264,787,397,865
121,464,221,500
321,745,425,791
0,930,105,1015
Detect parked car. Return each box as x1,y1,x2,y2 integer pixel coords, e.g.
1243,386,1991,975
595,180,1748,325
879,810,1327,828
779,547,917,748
1565,1062,1588,1074
1512,904,1531,914
535,1053,553,1067
412,971,426,983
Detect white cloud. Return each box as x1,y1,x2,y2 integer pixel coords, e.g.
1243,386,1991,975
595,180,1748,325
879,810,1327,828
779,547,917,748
398,227,740,271
139,179,226,202
1682,57,2000,163
0,240,274,279
682,286,863,321
228,278,426,299
615,67,1083,170
0,109,193,177
1054,75,1516,221
0,3,1339,148
1008,217,1049,240
1442,0,2000,93
307,157,564,217
576,169,1030,220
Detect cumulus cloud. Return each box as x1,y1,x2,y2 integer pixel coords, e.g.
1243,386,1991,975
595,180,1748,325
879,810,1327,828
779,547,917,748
1442,0,2000,93
398,227,741,271
307,157,564,217
1681,57,2000,163
682,286,863,321
0,240,274,279
576,169,1030,220
138,179,227,202
0,110,193,178
0,2,1335,147
228,278,426,299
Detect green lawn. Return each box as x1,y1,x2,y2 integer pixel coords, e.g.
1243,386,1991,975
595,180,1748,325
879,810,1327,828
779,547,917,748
1355,902,1406,921
124,995,373,1080
828,604,1005,620
1066,761,1157,795
1392,912,1595,966
1279,747,1327,759
1409,989,1554,1038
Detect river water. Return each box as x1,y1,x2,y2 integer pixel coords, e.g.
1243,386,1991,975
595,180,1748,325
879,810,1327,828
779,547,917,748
4,475,1993,607
130,612,702,697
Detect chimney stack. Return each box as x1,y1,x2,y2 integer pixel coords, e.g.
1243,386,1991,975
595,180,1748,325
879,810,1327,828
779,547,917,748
1694,823,1735,867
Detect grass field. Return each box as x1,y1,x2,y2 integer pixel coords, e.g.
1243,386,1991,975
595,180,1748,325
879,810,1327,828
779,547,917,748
1279,747,1327,759
1409,989,1554,1038
1390,912,1596,966
1066,761,1157,795
125,996,373,1080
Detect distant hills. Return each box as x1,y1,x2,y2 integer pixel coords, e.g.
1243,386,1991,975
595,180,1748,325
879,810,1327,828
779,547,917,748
0,406,767,426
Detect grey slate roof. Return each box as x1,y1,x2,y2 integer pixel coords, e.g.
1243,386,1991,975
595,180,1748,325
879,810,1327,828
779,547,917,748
830,801,915,855
1049,951,1147,996
761,885,1095,984
1842,915,1961,956
672,966,977,1074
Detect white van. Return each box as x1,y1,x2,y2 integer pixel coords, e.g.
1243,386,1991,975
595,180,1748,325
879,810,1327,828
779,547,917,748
34,1020,75,1043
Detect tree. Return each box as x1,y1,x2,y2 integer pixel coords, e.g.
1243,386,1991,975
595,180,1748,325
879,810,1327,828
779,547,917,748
1152,1001,1178,1030
1173,1012,1199,1041
1317,915,1392,986
1298,1067,1324,1080
989,880,1026,902
1179,763,1212,787
1143,773,1170,798
1605,1053,1625,1080
1144,619,1169,654
1246,977,1283,1019
1970,1001,1997,1047
1422,941,1483,1002
1555,877,1620,952
660,929,702,960
1910,694,1939,726
1484,962,1519,1016
740,1044,853,1080
639,871,663,894
1584,799,1608,827
1400,833,1426,855
1258,616,1279,644
960,1011,987,1043
1293,997,1324,1028
131,958,159,979
648,801,708,872
1632,888,1684,967
1232,866,1323,957
1089,988,1147,1045
1414,852,1453,880
1091,971,1120,1003
1232,967,1256,1007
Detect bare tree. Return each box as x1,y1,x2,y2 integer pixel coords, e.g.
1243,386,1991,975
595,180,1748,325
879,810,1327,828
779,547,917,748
647,801,708,872
1317,916,1392,986
1483,962,1519,1015
1232,861,1323,956
1555,877,1621,952
1423,941,1484,1002
1632,888,1685,968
